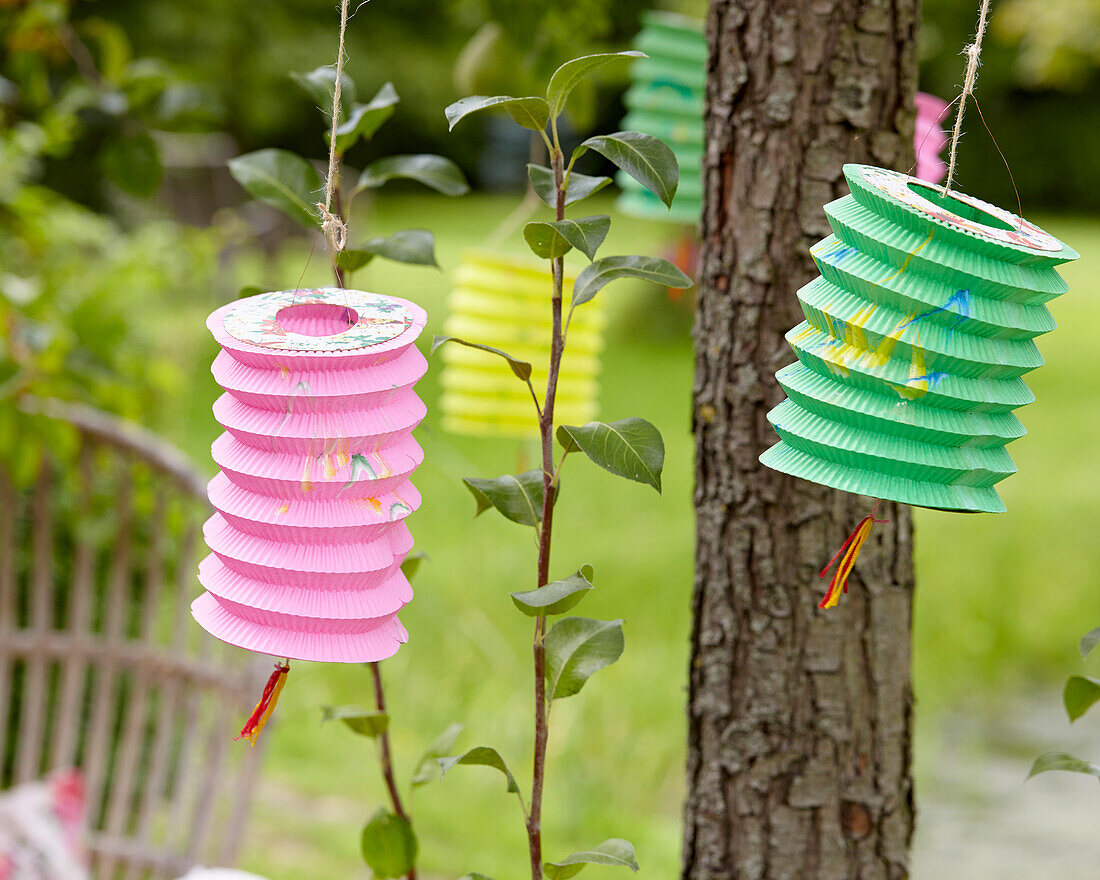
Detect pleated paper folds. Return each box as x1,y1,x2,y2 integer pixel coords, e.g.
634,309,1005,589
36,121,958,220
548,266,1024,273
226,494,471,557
616,10,705,225
192,288,427,662
439,251,606,437
759,164,1078,513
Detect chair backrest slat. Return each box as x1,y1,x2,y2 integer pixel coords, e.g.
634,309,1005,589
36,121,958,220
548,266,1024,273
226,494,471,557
51,443,97,771
83,464,133,840
100,490,169,879
14,464,56,784
0,472,18,770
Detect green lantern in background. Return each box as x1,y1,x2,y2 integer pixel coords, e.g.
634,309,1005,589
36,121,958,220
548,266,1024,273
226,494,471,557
615,11,705,226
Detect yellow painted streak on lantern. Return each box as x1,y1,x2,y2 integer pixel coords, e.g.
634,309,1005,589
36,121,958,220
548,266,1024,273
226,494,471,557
892,326,931,400
877,230,934,284
279,365,291,380
863,311,915,369
301,441,315,492
277,503,289,515
791,324,816,346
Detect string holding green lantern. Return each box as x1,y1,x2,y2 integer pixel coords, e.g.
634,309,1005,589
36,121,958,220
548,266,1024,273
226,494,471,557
760,163,1078,606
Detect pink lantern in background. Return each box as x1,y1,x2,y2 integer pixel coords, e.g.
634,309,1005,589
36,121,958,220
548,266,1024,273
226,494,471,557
914,91,950,184
192,288,427,666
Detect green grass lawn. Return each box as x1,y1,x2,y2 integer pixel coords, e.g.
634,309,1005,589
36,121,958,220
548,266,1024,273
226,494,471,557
151,193,1099,880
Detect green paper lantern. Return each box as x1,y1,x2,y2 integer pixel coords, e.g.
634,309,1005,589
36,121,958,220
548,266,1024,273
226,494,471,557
616,11,705,226
759,164,1079,513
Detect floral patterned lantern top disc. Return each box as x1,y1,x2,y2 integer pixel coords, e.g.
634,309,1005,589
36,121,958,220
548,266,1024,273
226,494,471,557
760,164,1078,513
192,287,427,663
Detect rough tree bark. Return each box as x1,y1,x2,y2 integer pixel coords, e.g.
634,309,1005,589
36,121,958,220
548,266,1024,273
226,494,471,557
685,2,919,879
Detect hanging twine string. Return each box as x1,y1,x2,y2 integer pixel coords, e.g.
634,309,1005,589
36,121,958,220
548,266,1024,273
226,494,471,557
941,0,992,195
318,0,352,255
818,502,890,610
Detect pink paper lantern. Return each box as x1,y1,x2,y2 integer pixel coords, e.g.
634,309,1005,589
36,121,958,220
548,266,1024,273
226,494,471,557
192,288,427,663
914,91,950,184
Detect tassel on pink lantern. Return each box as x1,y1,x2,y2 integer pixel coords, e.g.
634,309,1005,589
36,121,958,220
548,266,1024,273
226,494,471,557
914,91,950,184
192,288,427,665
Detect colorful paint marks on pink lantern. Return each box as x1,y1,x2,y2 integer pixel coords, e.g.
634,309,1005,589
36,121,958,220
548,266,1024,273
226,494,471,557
192,288,428,663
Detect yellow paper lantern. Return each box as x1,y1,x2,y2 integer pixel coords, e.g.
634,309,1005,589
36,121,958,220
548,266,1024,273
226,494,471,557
440,251,606,436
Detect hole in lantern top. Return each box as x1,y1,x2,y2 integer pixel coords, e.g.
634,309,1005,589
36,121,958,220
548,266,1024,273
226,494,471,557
275,302,359,337
906,181,1015,232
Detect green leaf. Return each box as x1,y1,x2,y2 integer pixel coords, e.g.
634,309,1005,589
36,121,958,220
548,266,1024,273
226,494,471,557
557,419,664,493
572,255,693,309
462,471,545,527
401,552,428,583
1028,752,1100,782
360,229,438,268
438,747,519,793
360,809,417,879
574,131,678,208
411,722,463,787
228,148,322,230
511,565,594,617
524,216,609,261
544,839,639,880
523,222,573,259
1080,627,1100,659
336,249,375,273
445,95,550,132
331,82,399,151
545,52,645,118
321,705,389,738
1065,676,1100,722
238,285,265,299
556,216,610,261
357,154,469,196
291,66,357,120
431,335,532,381
458,875,495,880
100,132,162,197
544,617,625,700
528,164,611,208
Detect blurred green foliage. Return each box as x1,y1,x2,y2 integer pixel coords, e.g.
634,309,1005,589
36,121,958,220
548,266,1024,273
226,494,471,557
63,0,1098,211
1,0,221,481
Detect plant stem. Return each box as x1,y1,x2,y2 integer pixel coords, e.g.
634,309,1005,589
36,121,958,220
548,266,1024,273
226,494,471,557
527,145,568,880
369,661,417,880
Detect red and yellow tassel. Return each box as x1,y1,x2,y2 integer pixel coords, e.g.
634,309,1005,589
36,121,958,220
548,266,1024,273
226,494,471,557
818,503,888,609
236,661,290,745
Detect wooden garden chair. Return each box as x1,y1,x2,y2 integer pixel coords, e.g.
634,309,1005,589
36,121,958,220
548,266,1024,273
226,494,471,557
0,398,268,880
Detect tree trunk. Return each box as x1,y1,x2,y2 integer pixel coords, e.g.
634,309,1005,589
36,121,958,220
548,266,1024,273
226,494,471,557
685,2,919,879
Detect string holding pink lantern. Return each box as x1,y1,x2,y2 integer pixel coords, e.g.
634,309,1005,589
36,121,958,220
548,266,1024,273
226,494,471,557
191,288,427,740
913,91,950,184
